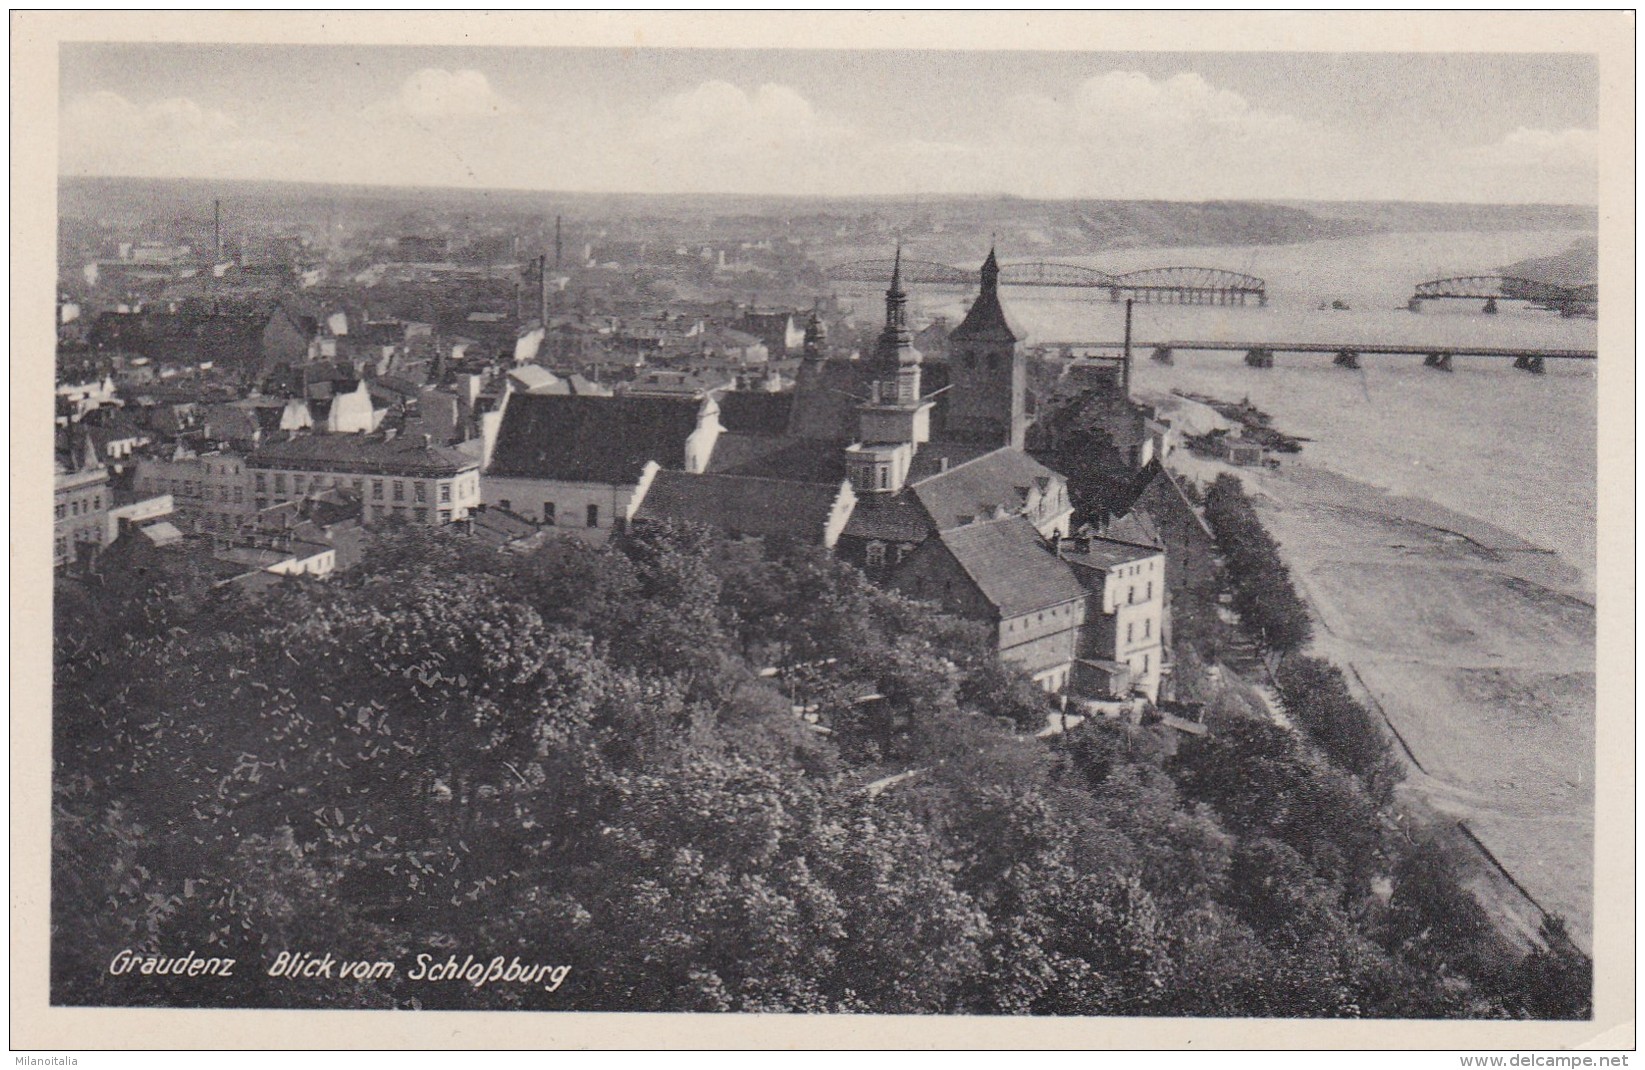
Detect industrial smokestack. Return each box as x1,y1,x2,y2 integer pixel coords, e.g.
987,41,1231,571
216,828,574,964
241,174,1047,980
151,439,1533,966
554,216,563,270
538,254,549,326
1122,298,1134,398
213,199,221,264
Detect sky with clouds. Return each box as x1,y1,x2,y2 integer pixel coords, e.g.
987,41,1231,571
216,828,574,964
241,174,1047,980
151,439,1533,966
58,45,1600,204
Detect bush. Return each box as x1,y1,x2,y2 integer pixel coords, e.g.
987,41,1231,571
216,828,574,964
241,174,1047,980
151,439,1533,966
1202,474,1313,659
1275,655,1404,804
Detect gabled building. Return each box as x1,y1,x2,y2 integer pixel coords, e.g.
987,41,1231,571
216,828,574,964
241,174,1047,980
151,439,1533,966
481,392,720,541
55,434,109,569
891,515,1089,692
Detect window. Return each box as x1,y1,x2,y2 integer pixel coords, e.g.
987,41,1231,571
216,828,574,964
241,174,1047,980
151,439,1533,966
438,509,450,524
1142,653,1150,675
414,482,427,503
55,503,65,520
256,473,267,492
293,475,305,493
372,480,384,500
372,505,385,520
256,498,268,510
413,508,427,524
896,543,912,563
1128,586,1135,605
352,479,364,496
439,483,451,503
542,502,555,525
93,495,102,510
392,506,405,518
1146,581,1153,601
1126,622,1134,643
1144,619,1151,638
586,503,599,528
233,487,243,503
865,541,886,568
393,481,405,502
71,501,79,516
274,473,287,493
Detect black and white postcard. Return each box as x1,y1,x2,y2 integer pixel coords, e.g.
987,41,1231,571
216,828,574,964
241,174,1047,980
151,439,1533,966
11,10,1634,1051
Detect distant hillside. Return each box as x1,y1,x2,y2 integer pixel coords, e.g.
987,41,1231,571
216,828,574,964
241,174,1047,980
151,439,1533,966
1499,237,1598,287
59,176,1597,262
1285,199,1597,236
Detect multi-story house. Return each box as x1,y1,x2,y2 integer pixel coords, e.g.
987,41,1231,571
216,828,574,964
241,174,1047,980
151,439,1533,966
247,433,480,527
55,438,109,569
1058,534,1168,702
133,448,256,534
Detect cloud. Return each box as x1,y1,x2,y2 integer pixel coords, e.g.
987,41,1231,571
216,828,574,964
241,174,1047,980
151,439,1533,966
1009,71,1310,142
1477,127,1599,169
60,90,283,178
650,81,844,146
368,68,517,120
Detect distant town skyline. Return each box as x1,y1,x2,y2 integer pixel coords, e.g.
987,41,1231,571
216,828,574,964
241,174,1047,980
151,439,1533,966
60,44,1600,204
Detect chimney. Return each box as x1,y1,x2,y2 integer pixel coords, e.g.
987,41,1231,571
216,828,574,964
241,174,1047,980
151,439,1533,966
555,216,563,270
539,254,549,326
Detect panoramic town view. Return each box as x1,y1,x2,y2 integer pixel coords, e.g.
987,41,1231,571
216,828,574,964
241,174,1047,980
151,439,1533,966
50,40,1598,1019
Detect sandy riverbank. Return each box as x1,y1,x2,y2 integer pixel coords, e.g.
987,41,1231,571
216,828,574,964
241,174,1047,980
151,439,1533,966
1170,452,1595,953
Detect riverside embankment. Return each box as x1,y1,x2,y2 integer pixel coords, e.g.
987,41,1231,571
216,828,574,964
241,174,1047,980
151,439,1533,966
1174,450,1595,952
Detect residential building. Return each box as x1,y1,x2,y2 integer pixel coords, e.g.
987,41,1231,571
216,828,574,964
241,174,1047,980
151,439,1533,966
55,437,109,569
482,392,720,541
1057,534,1167,702
133,448,256,534
247,433,480,527
891,516,1089,692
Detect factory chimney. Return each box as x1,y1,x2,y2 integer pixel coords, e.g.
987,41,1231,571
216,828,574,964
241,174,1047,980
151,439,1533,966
554,216,563,270
538,254,549,326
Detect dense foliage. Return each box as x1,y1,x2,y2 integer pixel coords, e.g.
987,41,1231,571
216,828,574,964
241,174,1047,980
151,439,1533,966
53,523,1586,1016
1202,473,1314,661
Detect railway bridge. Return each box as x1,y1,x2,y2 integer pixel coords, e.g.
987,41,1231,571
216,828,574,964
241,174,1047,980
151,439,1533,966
825,258,1267,305
1409,275,1597,317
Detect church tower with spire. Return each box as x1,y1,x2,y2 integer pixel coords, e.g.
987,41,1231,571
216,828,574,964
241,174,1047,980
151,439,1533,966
844,248,934,495
944,247,1026,450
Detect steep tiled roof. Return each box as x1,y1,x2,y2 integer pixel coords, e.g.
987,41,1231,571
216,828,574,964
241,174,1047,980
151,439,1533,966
486,393,702,484
939,516,1086,617
248,433,477,476
909,447,1061,531
841,494,932,543
634,471,842,543
707,435,847,485
717,391,794,435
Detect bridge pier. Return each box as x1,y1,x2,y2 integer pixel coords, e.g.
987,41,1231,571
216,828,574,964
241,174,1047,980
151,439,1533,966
1151,346,1174,365
1407,297,1424,312
1244,348,1274,369
1423,352,1453,372
1513,355,1546,375
1483,297,1499,314
1333,349,1361,370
